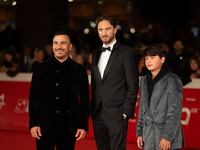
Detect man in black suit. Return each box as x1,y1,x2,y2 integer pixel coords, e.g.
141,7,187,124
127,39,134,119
91,15,139,150
29,31,90,150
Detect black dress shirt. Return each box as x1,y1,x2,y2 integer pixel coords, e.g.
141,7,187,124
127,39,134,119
54,57,71,119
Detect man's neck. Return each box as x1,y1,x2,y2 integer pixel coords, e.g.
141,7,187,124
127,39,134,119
55,56,69,63
103,39,117,48
151,68,161,79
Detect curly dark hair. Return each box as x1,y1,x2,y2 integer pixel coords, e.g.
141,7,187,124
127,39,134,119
95,14,117,28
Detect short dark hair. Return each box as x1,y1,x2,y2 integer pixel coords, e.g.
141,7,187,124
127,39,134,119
53,31,71,43
95,14,117,28
54,31,68,36
143,43,168,58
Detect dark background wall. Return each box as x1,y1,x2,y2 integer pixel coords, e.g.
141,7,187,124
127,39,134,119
1,0,200,53
16,0,69,50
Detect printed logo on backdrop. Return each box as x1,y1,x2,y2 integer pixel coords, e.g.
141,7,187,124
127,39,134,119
186,97,196,102
0,93,5,110
15,99,29,113
181,107,199,125
181,97,198,125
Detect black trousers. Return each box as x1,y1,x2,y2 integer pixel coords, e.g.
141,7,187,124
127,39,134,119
36,114,76,150
92,106,128,150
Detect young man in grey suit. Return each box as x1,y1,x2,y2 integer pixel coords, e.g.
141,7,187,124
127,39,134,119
90,15,139,150
136,44,185,150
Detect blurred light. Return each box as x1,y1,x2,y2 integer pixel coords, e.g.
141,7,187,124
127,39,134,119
130,28,136,34
123,33,130,39
4,0,7,2
141,29,146,34
98,1,103,5
82,4,87,8
68,0,74,2
116,25,121,30
12,1,17,6
148,24,153,29
191,26,199,37
84,28,90,35
127,2,132,6
90,21,96,28
127,2,132,12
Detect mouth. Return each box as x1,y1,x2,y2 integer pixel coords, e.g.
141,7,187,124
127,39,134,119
102,36,108,40
147,64,152,68
56,49,64,55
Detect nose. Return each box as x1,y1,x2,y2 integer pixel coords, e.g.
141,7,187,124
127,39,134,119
145,59,150,64
102,29,107,35
56,43,62,49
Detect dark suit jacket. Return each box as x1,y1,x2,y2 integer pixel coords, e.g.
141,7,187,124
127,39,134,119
90,41,139,120
29,57,90,135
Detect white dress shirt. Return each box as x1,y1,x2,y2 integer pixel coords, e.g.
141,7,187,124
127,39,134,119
98,40,116,78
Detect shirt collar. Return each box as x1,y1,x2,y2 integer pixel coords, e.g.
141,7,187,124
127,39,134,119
102,40,117,51
53,55,71,68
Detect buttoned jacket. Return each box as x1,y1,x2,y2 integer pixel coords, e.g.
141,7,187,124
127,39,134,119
29,57,90,135
136,72,185,150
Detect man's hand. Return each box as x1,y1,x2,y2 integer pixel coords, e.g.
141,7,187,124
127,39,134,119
75,129,86,141
137,136,143,149
123,114,127,119
159,138,171,150
30,126,42,140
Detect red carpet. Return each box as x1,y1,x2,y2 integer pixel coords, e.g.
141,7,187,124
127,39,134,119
0,130,197,150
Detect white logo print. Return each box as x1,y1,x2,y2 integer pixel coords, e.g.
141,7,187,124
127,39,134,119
15,99,29,113
0,93,5,109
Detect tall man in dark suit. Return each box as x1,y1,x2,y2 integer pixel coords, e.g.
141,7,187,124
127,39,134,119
29,31,90,150
91,15,139,150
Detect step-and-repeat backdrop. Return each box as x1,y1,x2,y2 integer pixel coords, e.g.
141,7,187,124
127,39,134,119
0,73,199,149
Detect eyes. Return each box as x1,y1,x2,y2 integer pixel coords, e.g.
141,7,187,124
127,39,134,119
98,27,111,33
53,41,68,45
145,56,155,61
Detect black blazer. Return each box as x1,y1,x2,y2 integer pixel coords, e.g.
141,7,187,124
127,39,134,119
29,57,90,135
91,41,139,120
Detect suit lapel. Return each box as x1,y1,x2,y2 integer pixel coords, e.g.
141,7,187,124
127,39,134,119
142,77,154,118
94,48,102,80
103,42,119,79
150,75,168,113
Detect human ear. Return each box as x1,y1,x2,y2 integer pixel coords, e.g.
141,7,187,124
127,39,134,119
114,27,117,34
161,57,165,64
69,44,73,51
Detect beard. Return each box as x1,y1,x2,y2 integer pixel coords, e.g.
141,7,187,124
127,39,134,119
100,34,115,44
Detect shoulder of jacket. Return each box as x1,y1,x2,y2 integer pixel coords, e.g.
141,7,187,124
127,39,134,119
92,47,101,54
165,72,180,80
140,75,147,83
164,72,182,86
115,45,136,58
71,59,86,71
37,59,50,68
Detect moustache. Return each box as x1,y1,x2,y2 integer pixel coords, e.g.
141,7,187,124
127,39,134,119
55,48,64,51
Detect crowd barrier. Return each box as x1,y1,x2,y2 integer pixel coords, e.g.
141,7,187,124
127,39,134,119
0,73,200,149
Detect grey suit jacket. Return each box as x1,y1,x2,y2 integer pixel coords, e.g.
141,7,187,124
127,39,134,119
136,72,185,150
